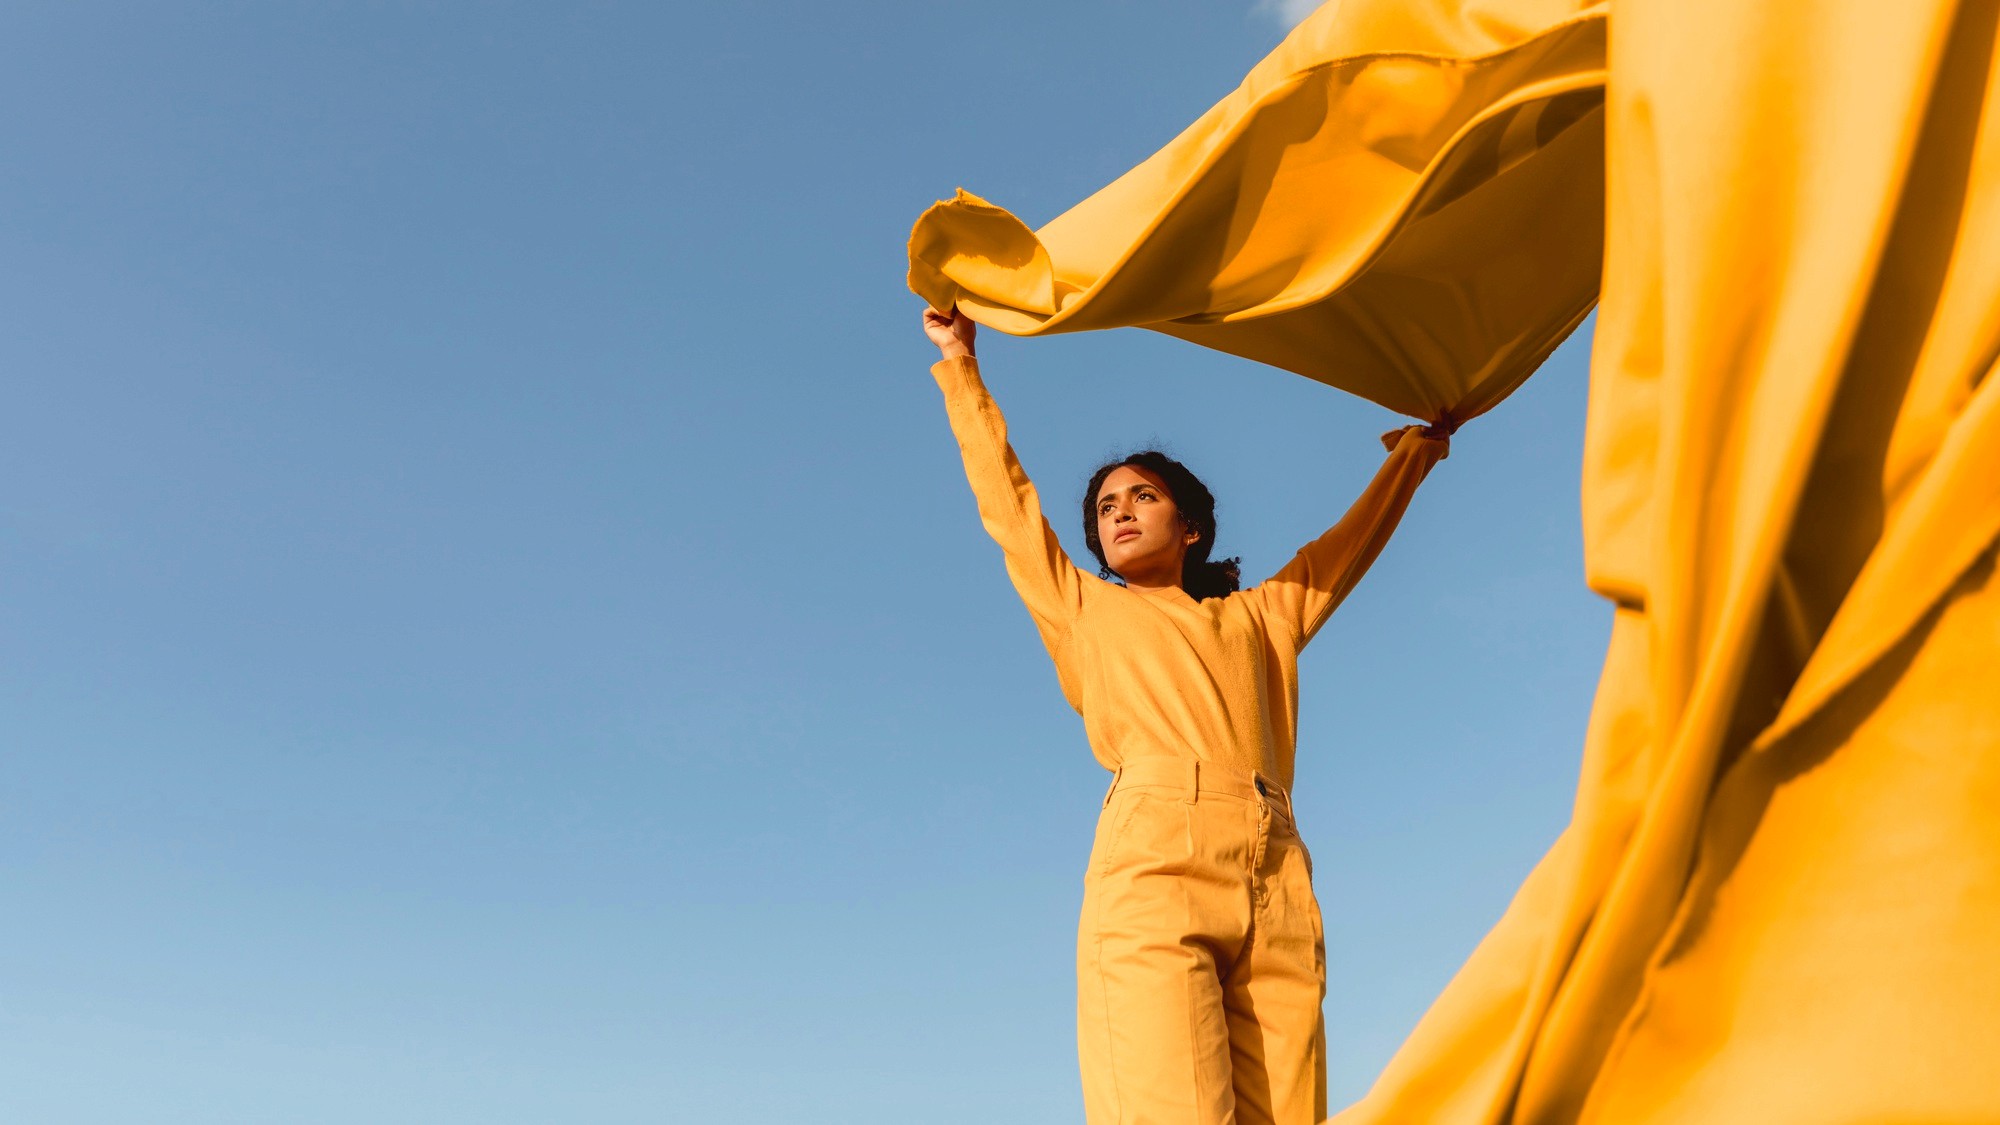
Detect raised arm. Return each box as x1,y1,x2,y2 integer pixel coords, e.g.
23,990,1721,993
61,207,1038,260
1248,425,1449,650
925,308,1088,661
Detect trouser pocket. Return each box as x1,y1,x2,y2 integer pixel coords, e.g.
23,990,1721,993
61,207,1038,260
1086,789,1152,880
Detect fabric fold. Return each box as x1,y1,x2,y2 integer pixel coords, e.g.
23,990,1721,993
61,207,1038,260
907,0,1609,423
909,0,2000,1121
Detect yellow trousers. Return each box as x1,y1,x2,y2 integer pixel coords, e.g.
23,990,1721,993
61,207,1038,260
1078,758,1327,1125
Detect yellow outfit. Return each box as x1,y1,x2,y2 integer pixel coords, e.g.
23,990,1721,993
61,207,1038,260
911,0,2000,1120
933,354,1445,1124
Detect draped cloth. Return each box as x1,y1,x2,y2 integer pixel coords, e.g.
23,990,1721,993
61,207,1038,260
907,0,1610,426
909,0,2000,1120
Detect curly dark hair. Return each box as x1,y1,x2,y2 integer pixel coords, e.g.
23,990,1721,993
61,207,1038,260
1081,451,1241,601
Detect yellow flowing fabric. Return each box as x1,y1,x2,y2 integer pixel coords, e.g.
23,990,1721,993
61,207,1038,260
909,0,2000,1120
908,0,1611,425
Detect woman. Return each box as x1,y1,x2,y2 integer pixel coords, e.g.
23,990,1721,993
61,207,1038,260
922,306,1448,1125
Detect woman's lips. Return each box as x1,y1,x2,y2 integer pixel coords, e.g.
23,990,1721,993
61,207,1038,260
1114,530,1140,542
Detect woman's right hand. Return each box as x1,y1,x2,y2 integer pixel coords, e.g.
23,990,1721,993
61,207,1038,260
1380,423,1450,459
923,306,977,361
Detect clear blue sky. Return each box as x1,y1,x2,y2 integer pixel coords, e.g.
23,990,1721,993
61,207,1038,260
0,4,1608,1121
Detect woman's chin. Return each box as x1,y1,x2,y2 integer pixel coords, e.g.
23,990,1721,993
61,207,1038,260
1108,542,1147,567
1108,551,1167,581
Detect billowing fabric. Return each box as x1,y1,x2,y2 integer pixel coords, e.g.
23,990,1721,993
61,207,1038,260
911,0,2000,1121
1081,757,1326,1125
930,354,1444,789
908,0,1610,425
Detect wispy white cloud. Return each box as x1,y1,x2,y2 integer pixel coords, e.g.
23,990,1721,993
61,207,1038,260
1254,0,1325,27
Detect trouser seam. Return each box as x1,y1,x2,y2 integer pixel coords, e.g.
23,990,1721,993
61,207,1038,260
1086,815,1124,1125
1176,868,1209,1121
1094,926,1124,1123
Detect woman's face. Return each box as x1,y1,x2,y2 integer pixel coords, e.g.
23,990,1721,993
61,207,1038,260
1095,464,1198,584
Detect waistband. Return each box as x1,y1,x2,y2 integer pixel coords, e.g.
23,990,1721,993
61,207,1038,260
1103,756,1293,822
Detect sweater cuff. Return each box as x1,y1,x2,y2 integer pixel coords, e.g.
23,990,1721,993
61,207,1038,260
1412,426,1451,462
931,353,984,395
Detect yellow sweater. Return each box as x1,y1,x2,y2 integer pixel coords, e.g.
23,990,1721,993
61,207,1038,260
935,355,1447,788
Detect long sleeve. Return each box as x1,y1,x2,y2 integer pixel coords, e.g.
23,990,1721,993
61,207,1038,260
932,354,1088,669
1248,426,1448,650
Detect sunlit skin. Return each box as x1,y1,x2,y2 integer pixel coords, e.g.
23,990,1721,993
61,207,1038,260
1092,465,1200,592
923,305,976,362
924,305,1200,594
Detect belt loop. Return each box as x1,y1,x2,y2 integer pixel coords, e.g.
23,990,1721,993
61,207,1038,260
1103,765,1123,809
1184,758,1199,805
